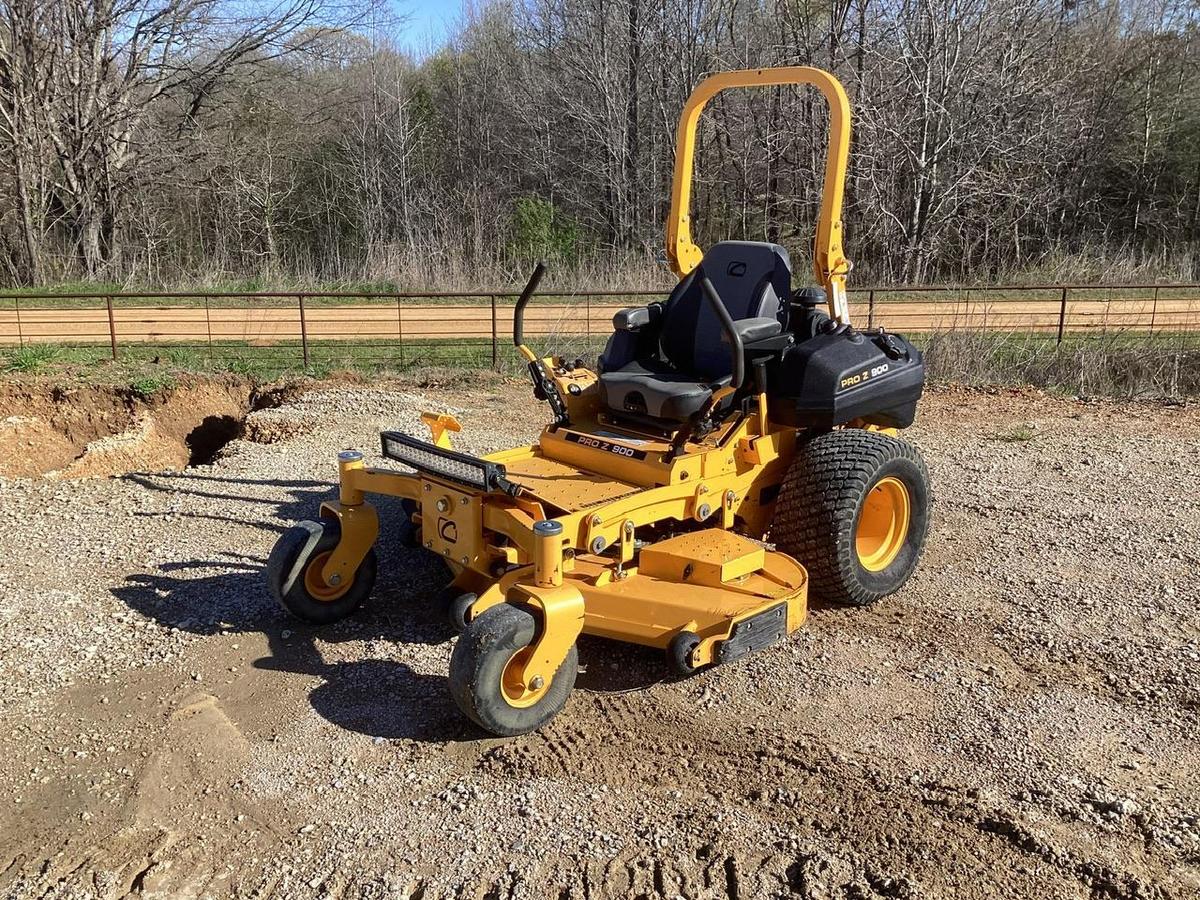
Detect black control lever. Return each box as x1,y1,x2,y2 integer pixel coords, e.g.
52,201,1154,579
512,262,546,350
512,261,569,428
700,277,745,389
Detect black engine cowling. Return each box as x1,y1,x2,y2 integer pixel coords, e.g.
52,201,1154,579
767,326,925,429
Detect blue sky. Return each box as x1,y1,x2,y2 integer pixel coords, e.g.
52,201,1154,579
397,0,463,52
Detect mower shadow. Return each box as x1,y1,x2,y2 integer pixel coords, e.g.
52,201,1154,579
253,634,469,742
111,537,470,742
110,466,678,738
122,471,337,533
110,558,674,741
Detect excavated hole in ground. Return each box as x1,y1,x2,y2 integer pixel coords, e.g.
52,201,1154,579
0,378,303,478
185,414,246,466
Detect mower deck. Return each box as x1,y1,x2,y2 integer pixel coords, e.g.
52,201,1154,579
472,528,807,669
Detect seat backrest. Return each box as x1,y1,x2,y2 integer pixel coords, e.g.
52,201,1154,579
659,241,791,379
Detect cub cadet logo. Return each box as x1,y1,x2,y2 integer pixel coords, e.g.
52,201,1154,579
565,432,648,460
726,261,747,277
438,519,458,543
840,362,890,390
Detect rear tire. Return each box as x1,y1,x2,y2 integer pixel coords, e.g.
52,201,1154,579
266,520,378,624
449,604,577,736
772,430,929,607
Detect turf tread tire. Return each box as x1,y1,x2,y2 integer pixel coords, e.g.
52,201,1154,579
773,429,929,607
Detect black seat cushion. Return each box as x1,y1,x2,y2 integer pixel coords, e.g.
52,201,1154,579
596,241,792,423
598,360,729,421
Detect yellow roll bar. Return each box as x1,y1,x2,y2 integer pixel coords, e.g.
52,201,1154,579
667,67,853,325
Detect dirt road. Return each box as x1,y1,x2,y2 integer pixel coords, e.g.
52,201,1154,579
0,380,1197,899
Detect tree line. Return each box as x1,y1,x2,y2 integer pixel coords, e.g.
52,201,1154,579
1,0,1198,290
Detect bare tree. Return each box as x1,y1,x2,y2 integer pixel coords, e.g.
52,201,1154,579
3,0,1199,288
0,0,357,277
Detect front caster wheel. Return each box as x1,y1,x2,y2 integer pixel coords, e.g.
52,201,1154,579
448,604,578,736
266,519,377,624
440,589,478,633
667,630,702,676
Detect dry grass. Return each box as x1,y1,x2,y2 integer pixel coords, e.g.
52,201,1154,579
17,241,1200,296
919,329,1200,398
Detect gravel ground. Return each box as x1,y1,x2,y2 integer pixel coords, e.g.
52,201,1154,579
0,380,1198,899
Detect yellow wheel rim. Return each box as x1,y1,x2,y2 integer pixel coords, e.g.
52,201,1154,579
500,647,551,709
302,550,352,602
855,476,911,572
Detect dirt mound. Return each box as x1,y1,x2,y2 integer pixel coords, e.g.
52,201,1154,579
0,378,279,478
0,415,77,472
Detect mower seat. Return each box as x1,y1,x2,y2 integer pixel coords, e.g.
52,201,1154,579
598,358,729,421
598,241,791,422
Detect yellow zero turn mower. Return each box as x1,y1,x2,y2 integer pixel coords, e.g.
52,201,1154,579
266,66,930,736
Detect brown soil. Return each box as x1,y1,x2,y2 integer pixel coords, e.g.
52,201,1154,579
0,378,279,478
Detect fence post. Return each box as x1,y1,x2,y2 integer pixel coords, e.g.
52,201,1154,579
396,297,405,368
1056,286,1068,345
867,289,876,329
203,294,213,364
490,294,499,370
106,295,118,360
1150,285,1159,334
14,296,22,347
298,295,310,371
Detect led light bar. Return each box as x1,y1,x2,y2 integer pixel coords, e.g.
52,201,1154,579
380,431,520,496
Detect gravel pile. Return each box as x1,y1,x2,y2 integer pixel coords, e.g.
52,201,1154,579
0,380,1196,899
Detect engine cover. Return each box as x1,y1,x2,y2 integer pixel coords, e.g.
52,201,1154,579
767,327,925,429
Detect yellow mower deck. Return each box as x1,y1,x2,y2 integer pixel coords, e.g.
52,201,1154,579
469,531,807,669
318,404,807,671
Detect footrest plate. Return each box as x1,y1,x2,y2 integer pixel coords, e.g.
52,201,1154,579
638,529,766,586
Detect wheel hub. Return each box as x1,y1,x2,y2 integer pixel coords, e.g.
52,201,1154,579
500,647,551,708
303,550,353,602
855,476,911,572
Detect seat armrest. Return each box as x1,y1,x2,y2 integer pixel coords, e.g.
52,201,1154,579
612,303,662,331
723,317,783,344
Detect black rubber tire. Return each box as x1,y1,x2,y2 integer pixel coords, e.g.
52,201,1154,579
430,584,476,631
445,590,478,633
266,520,378,624
448,604,578,736
772,430,930,607
668,630,702,676
399,499,422,549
